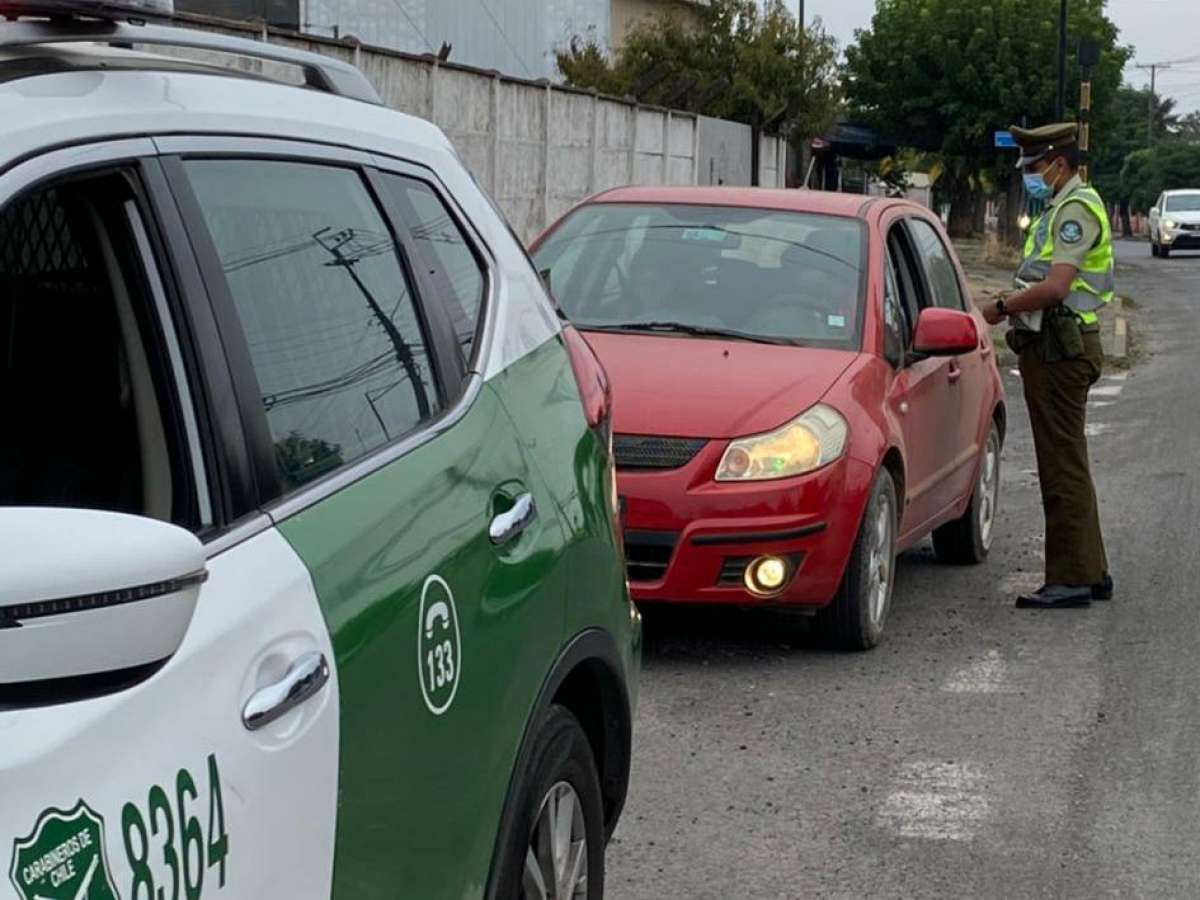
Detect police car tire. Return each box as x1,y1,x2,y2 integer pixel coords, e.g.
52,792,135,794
1152,241,1160,257
932,423,1001,565
817,469,897,652
494,704,605,900
1161,244,1171,259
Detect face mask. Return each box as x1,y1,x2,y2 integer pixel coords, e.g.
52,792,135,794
1023,162,1058,200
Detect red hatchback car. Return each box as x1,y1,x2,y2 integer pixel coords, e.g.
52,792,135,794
531,187,1005,649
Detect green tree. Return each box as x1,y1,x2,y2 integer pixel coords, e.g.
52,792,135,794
274,432,344,490
1174,110,1200,142
1120,142,1200,213
557,0,841,143
1091,86,1176,234
845,0,1129,238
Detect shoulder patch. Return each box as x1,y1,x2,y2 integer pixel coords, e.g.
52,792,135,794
1059,220,1084,244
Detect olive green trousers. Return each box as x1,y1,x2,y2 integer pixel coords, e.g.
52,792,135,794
1018,331,1109,585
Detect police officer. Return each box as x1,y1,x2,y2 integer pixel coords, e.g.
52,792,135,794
981,122,1115,609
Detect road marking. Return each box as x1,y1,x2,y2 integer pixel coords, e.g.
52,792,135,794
1089,400,1114,408
1091,385,1123,398
1085,423,1113,437
1105,373,1128,382
942,650,1015,694
877,761,990,841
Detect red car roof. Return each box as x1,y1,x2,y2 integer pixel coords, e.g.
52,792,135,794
588,186,877,218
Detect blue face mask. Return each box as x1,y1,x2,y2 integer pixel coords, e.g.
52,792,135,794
1023,165,1057,200
1023,172,1052,200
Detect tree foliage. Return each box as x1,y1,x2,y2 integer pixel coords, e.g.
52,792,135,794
1090,85,1176,201
1119,143,1200,213
556,0,841,140
844,0,1129,235
274,432,343,490
1174,111,1200,143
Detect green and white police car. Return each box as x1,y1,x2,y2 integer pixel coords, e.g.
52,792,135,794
0,5,640,899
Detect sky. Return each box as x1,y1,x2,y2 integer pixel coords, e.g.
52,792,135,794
785,0,1200,115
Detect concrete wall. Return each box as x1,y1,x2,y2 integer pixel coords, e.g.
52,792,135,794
165,13,788,240
296,0,609,80
697,116,751,186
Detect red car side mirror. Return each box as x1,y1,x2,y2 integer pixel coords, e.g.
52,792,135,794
911,308,979,357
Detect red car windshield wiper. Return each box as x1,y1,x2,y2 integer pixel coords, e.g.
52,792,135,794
590,321,797,346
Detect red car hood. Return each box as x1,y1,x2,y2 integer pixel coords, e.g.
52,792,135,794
584,331,859,439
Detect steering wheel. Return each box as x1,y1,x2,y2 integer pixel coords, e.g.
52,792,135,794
741,292,828,336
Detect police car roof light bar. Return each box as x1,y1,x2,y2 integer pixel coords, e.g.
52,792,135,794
0,17,382,104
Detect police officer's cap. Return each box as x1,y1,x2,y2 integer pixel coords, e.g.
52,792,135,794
1009,122,1079,169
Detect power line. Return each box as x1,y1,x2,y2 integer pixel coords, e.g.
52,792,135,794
388,0,435,53
475,0,534,77
1135,61,1172,144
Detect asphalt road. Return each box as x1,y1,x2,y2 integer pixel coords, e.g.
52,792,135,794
607,240,1200,900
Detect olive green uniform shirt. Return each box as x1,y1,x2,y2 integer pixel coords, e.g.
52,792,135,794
1049,174,1103,269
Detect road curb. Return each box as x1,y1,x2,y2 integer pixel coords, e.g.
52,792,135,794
1102,296,1129,363
1111,317,1128,360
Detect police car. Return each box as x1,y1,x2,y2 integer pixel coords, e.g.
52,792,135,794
0,4,639,898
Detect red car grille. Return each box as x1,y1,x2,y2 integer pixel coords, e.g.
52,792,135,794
613,434,707,471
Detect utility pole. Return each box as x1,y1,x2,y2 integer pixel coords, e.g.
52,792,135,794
1135,62,1170,145
797,0,804,27
1055,0,1068,119
313,226,431,421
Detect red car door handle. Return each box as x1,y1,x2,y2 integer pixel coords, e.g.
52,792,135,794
947,363,963,384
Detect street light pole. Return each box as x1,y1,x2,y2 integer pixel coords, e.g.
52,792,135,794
1055,0,1068,119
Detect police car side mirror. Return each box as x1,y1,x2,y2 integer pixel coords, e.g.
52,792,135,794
911,307,979,357
0,508,205,691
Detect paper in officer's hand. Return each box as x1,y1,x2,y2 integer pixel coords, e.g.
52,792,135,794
1009,278,1043,333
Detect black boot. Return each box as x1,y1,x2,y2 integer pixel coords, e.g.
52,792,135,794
1016,584,1093,609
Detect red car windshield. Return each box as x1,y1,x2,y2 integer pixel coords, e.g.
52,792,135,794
533,203,865,349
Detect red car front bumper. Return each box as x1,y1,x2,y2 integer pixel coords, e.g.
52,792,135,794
620,442,873,608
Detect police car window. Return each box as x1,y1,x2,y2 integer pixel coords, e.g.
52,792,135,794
0,174,204,529
379,174,485,361
182,160,442,492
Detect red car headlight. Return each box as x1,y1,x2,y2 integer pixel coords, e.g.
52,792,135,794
716,404,848,482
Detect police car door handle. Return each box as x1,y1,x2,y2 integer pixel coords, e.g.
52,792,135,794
490,493,537,545
242,651,330,731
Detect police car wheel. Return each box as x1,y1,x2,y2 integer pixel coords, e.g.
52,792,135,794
818,468,897,652
1152,241,1160,257
495,704,605,900
933,422,1002,565
1161,244,1171,259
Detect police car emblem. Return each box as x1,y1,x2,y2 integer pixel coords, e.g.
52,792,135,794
1059,220,1084,244
10,802,120,900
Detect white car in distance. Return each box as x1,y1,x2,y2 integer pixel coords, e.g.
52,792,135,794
1149,189,1200,258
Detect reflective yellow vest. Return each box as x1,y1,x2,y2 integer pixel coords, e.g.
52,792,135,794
1018,182,1115,326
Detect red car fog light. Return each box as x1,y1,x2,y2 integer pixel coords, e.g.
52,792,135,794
744,555,791,597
